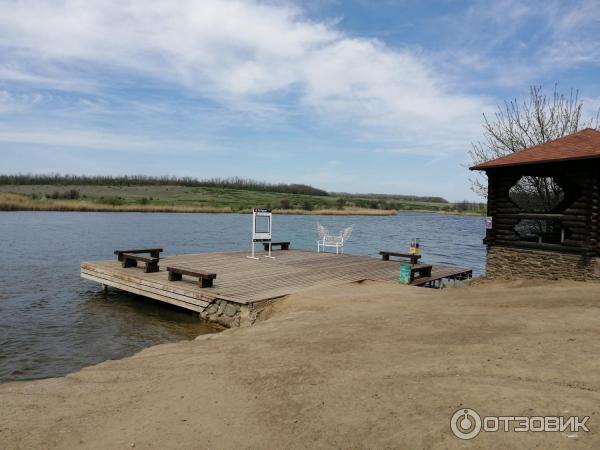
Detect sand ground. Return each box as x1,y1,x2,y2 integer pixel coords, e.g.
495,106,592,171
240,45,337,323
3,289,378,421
1,279,600,449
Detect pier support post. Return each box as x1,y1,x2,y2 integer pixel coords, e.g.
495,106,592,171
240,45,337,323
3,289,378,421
102,284,108,298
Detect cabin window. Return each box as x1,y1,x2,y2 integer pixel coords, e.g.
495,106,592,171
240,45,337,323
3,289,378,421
513,219,568,244
508,176,565,213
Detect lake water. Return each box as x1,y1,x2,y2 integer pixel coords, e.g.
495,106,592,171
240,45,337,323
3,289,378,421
0,211,486,383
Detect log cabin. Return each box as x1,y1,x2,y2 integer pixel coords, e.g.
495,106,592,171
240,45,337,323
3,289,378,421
470,128,600,281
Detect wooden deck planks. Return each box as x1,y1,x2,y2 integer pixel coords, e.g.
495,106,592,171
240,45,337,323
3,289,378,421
81,250,472,310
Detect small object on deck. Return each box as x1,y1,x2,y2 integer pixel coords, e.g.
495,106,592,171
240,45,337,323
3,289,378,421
399,264,412,284
380,251,421,264
409,238,421,256
120,253,160,273
114,248,163,261
264,241,290,251
167,266,217,288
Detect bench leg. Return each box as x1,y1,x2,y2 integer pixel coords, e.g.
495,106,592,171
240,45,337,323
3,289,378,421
145,261,159,273
282,244,289,250
122,258,137,268
168,272,183,282
150,251,160,258
199,277,213,288
382,254,390,261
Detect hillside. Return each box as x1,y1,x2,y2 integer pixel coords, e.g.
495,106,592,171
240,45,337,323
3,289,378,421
0,175,485,215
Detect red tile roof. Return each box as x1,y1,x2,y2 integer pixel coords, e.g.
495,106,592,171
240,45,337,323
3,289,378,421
470,128,600,170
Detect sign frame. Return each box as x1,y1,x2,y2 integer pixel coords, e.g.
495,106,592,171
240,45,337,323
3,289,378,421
248,208,274,259
252,208,272,242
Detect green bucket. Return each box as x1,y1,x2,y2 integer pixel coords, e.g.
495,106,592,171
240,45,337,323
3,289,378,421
399,263,412,284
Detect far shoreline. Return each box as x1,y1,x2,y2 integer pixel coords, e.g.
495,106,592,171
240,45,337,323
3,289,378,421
0,192,484,216
0,205,484,216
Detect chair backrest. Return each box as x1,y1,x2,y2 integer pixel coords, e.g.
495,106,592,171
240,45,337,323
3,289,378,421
323,235,342,245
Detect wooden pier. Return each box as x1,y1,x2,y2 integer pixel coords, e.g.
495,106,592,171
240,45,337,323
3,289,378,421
81,250,472,326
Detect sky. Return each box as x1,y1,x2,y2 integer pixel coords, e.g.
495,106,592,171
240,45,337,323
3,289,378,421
0,0,599,201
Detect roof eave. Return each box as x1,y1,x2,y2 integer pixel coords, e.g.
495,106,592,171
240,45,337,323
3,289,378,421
469,154,600,171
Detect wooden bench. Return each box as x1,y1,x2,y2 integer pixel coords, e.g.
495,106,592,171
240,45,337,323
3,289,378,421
120,253,160,273
263,241,291,251
408,263,432,282
114,248,163,261
167,266,217,288
379,251,421,265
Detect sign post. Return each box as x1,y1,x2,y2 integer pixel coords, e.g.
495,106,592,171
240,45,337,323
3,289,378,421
248,208,273,260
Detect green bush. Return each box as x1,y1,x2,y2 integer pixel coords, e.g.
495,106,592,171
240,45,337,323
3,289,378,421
48,189,80,200
300,201,313,211
96,196,125,206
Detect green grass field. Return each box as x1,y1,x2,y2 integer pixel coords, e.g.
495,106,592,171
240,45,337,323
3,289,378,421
0,184,484,214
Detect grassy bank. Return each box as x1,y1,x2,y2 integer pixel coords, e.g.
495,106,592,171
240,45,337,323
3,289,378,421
0,193,396,215
0,184,484,215
0,193,233,213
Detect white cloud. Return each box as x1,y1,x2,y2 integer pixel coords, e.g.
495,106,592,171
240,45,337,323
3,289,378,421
0,127,216,154
422,0,600,94
0,0,489,154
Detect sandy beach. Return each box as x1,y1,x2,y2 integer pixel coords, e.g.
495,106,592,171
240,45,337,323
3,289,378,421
1,279,600,449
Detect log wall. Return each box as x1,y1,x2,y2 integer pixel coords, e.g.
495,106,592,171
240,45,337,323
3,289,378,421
484,160,600,280
486,161,599,253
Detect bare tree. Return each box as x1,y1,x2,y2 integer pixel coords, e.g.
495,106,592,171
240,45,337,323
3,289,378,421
469,85,599,199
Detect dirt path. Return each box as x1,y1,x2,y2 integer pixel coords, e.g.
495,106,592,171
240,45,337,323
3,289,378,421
1,280,600,449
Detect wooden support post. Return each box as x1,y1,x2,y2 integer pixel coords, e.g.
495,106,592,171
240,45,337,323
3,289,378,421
199,277,214,288
168,271,183,282
145,260,159,273
122,257,137,268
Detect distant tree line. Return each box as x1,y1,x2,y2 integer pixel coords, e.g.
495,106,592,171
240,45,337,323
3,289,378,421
452,201,486,212
332,192,448,203
0,174,329,196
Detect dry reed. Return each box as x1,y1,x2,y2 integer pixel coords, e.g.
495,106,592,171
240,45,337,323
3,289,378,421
0,193,232,213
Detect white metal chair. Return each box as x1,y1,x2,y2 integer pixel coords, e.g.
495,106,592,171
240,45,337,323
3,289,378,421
317,223,353,254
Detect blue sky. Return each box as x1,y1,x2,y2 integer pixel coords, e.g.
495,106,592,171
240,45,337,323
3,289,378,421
0,0,599,201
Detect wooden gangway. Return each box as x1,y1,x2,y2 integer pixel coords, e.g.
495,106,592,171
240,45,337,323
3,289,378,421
81,250,472,315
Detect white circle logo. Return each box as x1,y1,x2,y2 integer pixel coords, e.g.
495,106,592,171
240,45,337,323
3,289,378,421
451,408,482,440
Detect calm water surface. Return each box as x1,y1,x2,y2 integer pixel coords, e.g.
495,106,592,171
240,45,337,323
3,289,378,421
0,211,485,383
